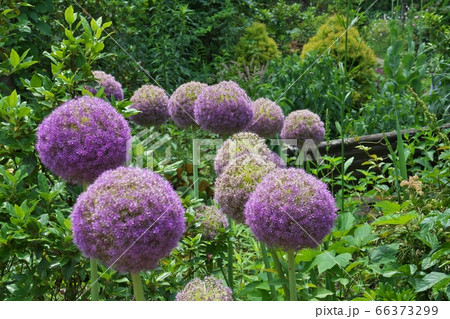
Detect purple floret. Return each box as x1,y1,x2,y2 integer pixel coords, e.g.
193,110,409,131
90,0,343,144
244,168,337,251
87,71,124,101
36,96,131,185
176,276,233,301
194,205,229,240
214,132,283,176
71,167,186,273
169,82,207,128
214,154,276,223
247,98,284,138
129,84,170,127
194,81,253,135
280,109,325,146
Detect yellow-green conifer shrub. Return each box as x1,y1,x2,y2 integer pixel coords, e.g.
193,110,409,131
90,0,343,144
301,15,376,105
235,22,280,66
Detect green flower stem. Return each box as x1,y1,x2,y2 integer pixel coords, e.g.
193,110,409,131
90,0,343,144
84,183,100,302
287,250,297,301
192,127,199,198
131,273,145,301
90,257,99,301
260,242,277,300
227,218,234,292
269,247,290,299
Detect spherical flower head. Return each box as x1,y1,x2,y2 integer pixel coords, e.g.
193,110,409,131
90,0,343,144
176,276,232,301
194,205,229,240
129,84,170,127
169,82,207,128
215,154,276,223
194,80,253,135
87,70,124,101
280,110,325,146
268,151,287,168
36,96,131,185
244,168,337,251
247,98,284,138
214,132,281,176
71,167,186,273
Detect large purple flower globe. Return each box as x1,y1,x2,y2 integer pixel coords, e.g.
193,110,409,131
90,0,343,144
87,71,124,101
215,154,276,223
71,167,186,273
247,98,284,138
36,96,131,185
176,276,232,301
194,205,228,240
280,110,325,146
129,84,170,127
169,82,207,128
214,132,281,176
194,81,253,135
244,168,337,251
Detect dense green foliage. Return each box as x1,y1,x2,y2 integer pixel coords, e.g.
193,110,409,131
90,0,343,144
301,15,377,105
234,22,279,66
0,0,449,301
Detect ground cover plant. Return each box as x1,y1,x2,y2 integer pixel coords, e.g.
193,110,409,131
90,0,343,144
0,0,449,301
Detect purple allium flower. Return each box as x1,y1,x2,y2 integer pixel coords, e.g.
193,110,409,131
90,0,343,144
36,96,131,185
214,154,276,223
169,82,207,128
129,84,170,127
194,81,253,135
267,151,286,168
71,167,186,273
247,98,284,138
176,276,233,301
87,71,124,101
214,132,282,176
194,205,228,240
244,168,338,251
280,110,325,146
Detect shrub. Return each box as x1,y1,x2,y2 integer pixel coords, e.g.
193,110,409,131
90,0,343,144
301,15,377,105
364,18,392,58
234,22,279,66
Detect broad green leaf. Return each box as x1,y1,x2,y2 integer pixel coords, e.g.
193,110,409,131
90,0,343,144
9,90,18,106
370,244,400,265
374,200,401,215
314,287,333,298
415,272,449,292
10,49,20,68
30,74,42,87
65,6,75,25
372,211,418,226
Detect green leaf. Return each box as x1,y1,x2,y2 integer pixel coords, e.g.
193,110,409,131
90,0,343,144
10,49,20,68
9,90,18,106
64,219,72,230
414,272,449,292
314,287,333,299
296,248,320,262
64,6,75,25
30,74,42,87
372,211,418,226
370,244,400,265
349,223,377,247
313,251,336,274
344,157,354,172
374,200,401,215
14,204,25,219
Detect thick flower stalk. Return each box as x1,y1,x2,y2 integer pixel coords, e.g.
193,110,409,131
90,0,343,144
215,154,276,223
36,96,131,185
214,132,282,176
86,70,124,101
280,110,325,146
194,205,229,240
247,98,284,138
129,84,170,127
194,80,253,135
244,168,337,251
169,82,207,128
176,277,233,301
71,167,186,273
